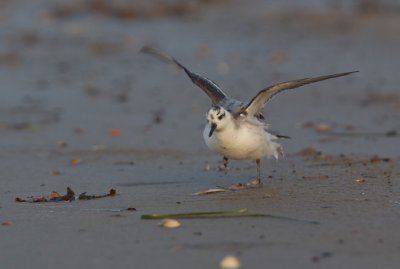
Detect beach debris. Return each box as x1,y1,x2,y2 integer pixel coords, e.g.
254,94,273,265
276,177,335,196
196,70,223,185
227,183,247,190
311,251,333,263
370,155,391,163
82,83,101,97
302,121,315,128
220,255,240,269
152,109,164,124
203,162,231,172
81,207,136,213
57,141,68,148
114,161,135,166
386,130,398,137
78,189,116,200
296,147,335,161
1,220,13,226
16,188,116,203
15,195,46,203
193,187,229,195
109,128,121,137
159,218,181,229
49,170,61,176
204,163,211,171
301,175,330,180
73,127,84,135
70,158,81,165
363,94,400,107
355,178,366,183
142,209,319,224
0,51,18,67
301,121,331,133
15,187,75,203
316,123,331,133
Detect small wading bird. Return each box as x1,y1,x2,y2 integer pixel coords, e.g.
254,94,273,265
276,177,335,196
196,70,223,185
141,46,358,187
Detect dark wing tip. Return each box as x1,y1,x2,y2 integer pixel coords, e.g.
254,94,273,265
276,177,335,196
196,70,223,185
276,134,291,139
140,45,227,105
140,45,186,70
139,45,152,54
139,45,160,57
343,70,359,75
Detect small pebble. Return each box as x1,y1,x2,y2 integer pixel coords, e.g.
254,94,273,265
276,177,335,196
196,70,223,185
49,170,61,176
1,220,13,226
316,123,331,133
204,163,211,171
302,121,315,128
57,141,68,148
220,255,240,269
159,219,181,229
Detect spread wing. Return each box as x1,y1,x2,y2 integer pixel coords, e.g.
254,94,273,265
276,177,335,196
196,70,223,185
243,71,359,117
140,46,227,105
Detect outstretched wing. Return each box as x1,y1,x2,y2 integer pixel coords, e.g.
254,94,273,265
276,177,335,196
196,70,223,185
140,46,227,106
243,71,359,117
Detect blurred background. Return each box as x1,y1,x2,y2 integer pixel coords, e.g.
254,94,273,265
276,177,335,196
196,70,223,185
0,0,399,156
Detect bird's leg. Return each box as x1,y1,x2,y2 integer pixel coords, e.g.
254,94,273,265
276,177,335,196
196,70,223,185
229,159,263,190
244,159,263,187
256,159,262,185
218,156,229,172
223,156,229,169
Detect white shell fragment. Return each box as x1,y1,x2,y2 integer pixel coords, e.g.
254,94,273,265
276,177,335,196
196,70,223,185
220,255,240,269
355,178,366,183
159,218,181,229
193,188,228,195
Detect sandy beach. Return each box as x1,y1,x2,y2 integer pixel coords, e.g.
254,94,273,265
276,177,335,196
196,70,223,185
0,0,399,268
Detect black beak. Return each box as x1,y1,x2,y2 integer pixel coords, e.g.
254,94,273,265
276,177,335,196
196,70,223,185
209,123,217,137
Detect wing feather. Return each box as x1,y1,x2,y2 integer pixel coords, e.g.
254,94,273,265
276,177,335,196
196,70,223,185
140,46,227,105
243,71,359,116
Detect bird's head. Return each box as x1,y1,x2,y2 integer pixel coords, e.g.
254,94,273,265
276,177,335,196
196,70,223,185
206,106,231,137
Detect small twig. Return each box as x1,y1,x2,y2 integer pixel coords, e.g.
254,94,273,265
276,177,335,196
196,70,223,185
78,189,116,200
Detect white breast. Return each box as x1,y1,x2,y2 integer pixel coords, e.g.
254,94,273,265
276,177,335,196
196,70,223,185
203,120,282,160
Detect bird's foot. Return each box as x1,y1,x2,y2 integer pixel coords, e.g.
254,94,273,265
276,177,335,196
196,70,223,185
218,156,229,173
228,183,247,190
246,179,263,188
227,179,263,190
218,164,228,172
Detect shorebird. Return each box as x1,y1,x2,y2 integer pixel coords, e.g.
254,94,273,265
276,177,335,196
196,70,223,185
141,46,357,187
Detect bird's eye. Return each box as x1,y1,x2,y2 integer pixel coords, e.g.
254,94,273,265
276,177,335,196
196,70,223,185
217,113,225,120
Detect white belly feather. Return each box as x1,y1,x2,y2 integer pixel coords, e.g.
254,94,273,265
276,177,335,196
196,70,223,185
203,121,282,160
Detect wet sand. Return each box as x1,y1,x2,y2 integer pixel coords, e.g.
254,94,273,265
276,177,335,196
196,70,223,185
0,0,399,268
